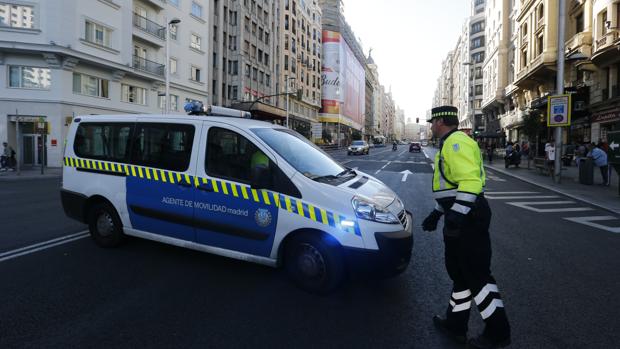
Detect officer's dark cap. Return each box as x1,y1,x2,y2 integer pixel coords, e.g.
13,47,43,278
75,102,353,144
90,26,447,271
428,106,459,124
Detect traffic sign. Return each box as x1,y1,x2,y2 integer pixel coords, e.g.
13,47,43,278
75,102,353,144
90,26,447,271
608,131,620,165
547,94,571,127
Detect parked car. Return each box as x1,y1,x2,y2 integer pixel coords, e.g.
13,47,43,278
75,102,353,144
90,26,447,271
409,142,421,153
348,140,370,155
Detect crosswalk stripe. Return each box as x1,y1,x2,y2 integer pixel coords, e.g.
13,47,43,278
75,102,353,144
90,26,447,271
507,201,594,213
487,195,560,200
563,216,620,234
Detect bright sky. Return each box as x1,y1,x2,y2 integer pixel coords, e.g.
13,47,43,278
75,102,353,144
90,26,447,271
343,0,469,124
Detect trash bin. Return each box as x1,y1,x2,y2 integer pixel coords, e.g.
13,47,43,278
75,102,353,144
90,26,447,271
579,158,594,185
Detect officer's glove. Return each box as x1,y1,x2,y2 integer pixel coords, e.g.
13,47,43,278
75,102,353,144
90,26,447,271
422,210,443,232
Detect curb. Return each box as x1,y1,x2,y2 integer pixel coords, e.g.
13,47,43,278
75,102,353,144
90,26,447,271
485,164,619,215
0,172,61,182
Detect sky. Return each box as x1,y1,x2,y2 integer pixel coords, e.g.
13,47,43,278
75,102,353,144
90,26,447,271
342,0,469,124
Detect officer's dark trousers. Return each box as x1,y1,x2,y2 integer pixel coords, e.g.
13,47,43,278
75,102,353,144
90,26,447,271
442,197,511,340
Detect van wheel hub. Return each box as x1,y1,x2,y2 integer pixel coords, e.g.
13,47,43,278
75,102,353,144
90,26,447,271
96,212,115,236
298,243,326,279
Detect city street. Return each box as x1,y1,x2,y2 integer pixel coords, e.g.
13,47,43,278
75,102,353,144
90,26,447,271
1,146,619,348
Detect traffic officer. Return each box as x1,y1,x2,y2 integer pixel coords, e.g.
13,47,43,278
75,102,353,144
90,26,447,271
422,106,511,349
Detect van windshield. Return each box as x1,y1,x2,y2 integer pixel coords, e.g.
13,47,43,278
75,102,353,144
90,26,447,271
252,128,347,181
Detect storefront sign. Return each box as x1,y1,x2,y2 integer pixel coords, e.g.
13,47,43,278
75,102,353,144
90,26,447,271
591,109,620,123
51,139,58,146
547,94,571,127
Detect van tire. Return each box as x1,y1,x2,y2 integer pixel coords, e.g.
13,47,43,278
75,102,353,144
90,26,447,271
284,233,345,294
88,202,124,248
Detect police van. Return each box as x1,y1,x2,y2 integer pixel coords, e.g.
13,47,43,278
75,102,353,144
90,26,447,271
60,104,413,293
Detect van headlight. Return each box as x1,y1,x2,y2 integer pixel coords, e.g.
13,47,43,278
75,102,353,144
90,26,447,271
351,196,399,224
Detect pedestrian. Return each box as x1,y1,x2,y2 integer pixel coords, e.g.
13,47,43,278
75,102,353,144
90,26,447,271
575,142,586,168
422,105,511,349
486,142,494,163
1,142,15,172
521,141,530,161
545,140,555,179
587,143,609,185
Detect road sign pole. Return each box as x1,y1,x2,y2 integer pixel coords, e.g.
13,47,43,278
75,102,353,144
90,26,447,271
554,0,566,184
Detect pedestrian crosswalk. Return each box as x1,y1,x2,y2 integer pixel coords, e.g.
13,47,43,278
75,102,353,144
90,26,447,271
485,190,620,234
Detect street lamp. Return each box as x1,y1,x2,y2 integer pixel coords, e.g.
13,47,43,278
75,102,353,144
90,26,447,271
165,18,181,114
285,76,295,128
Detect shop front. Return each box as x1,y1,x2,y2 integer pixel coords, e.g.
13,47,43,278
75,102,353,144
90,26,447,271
590,108,620,143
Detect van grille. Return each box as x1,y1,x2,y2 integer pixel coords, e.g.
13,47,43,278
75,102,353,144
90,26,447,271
397,210,407,229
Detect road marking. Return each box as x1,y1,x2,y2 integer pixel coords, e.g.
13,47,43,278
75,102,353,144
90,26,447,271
486,191,540,195
431,163,434,170
563,216,620,234
506,201,594,213
375,161,391,174
487,195,560,200
399,150,408,157
400,170,413,182
0,231,89,263
486,173,506,182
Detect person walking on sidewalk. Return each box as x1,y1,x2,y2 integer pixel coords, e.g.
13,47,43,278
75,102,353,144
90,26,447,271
1,142,15,172
587,143,609,185
422,105,511,349
486,143,494,163
545,141,556,180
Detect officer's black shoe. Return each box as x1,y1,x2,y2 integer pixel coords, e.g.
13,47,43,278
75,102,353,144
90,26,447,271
466,334,511,348
432,315,466,344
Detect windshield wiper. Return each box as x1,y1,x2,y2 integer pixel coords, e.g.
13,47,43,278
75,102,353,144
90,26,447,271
337,168,357,177
310,174,339,182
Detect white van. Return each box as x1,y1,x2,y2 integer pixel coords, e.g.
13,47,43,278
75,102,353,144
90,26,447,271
61,109,413,293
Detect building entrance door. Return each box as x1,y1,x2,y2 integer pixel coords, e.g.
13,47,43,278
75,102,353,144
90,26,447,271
21,134,46,167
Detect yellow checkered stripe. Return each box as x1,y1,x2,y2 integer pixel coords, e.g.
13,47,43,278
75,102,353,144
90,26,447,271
432,111,458,117
63,157,361,236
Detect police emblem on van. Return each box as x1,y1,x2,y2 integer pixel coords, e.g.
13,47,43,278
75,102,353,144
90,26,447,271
254,208,272,227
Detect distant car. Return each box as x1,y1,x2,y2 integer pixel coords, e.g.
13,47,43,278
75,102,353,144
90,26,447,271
348,140,370,155
421,141,428,147
409,142,421,153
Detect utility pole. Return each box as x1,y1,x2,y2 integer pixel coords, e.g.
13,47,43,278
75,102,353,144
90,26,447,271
554,0,566,183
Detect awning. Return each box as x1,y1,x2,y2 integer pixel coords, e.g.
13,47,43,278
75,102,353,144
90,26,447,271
231,101,286,121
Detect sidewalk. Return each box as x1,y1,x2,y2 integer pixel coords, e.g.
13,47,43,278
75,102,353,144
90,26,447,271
484,158,620,214
0,167,62,181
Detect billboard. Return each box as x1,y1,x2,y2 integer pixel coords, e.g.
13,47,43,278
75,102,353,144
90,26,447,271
321,30,365,129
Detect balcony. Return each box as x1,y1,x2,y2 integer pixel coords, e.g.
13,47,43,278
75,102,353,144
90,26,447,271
132,55,164,76
133,13,165,41
140,0,165,10
592,30,620,65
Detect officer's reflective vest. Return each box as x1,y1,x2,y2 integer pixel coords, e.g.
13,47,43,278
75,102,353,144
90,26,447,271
433,131,485,204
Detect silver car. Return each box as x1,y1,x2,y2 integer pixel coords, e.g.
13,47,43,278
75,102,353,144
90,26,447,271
348,140,370,155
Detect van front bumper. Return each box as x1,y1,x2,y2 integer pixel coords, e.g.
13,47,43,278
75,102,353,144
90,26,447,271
343,213,413,278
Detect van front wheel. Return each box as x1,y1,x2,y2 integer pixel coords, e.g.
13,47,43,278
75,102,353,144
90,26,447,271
88,202,124,248
285,234,345,294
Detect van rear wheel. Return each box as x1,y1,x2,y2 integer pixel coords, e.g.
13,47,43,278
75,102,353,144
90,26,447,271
88,202,124,248
285,233,345,294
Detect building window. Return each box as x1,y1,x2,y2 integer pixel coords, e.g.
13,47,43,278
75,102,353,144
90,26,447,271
0,3,35,28
520,48,528,69
264,53,269,66
169,58,177,75
169,0,180,7
232,86,238,100
191,66,201,81
8,66,51,89
471,37,484,49
73,73,109,98
170,23,178,40
471,21,484,34
601,10,608,35
265,32,270,45
245,64,251,77
475,85,483,95
231,60,238,75
537,4,544,22
472,52,485,63
159,94,179,111
575,12,584,33
190,33,201,50
191,2,203,18
252,67,258,80
536,34,544,56
121,84,147,105
284,55,289,70
259,71,264,84
266,74,270,87
85,20,112,47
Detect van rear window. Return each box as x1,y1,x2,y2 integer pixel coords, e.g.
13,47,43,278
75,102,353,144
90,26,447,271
74,123,134,163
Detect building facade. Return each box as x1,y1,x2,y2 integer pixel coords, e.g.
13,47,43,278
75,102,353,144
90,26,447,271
0,0,210,168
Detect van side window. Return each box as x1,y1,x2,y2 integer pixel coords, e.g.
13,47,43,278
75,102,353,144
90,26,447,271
74,123,133,162
131,123,194,172
206,127,265,183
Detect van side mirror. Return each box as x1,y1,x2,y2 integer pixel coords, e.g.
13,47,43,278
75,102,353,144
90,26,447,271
251,165,272,189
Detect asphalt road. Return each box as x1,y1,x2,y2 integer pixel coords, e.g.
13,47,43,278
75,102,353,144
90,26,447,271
0,145,619,348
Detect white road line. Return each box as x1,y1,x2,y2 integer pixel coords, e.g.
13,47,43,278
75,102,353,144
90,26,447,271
0,231,89,263
375,161,391,174
431,163,435,170
507,201,594,213
563,216,620,234
485,191,540,195
487,195,560,200
399,150,407,157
